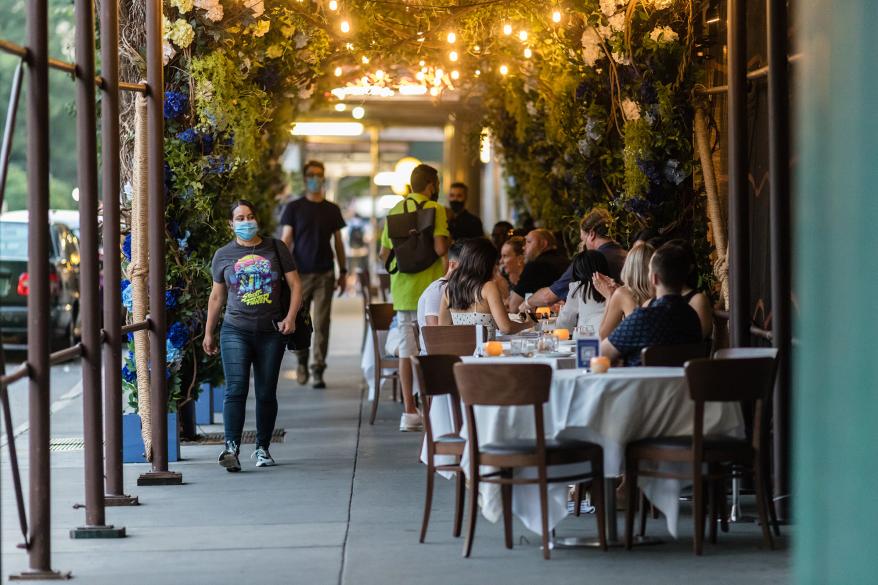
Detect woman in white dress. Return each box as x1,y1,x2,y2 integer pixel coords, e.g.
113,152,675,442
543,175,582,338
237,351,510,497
556,250,611,332
439,238,532,337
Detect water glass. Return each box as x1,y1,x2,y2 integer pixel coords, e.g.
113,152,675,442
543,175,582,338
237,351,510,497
574,324,597,340
509,338,525,356
537,332,558,354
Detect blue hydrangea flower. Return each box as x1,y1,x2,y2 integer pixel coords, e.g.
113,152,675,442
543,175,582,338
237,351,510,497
177,230,191,252
122,234,132,261
163,91,188,119
121,363,137,383
206,155,231,175
167,321,189,349
176,128,197,143
121,281,133,311
664,159,690,185
200,133,214,155
165,290,179,311
127,332,134,343
166,342,183,365
637,159,663,184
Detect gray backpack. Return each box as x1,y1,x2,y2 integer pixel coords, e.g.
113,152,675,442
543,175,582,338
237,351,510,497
384,198,439,274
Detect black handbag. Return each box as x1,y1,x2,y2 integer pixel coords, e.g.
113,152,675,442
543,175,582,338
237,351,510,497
384,197,438,274
270,238,313,351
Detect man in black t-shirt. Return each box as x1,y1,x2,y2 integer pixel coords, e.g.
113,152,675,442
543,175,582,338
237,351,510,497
280,160,346,389
447,182,484,241
508,228,569,310
601,244,702,366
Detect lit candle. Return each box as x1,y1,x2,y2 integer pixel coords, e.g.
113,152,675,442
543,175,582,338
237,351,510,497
484,341,504,357
553,328,570,341
535,306,551,319
590,356,611,374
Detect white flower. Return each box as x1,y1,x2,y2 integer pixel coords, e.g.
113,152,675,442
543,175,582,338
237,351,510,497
194,0,223,22
650,0,675,9
168,18,195,48
526,101,538,117
294,32,309,49
170,0,194,14
649,26,679,44
581,28,603,67
612,50,630,65
621,98,641,121
162,40,177,65
298,85,315,100
600,0,624,17
248,0,264,17
608,13,626,33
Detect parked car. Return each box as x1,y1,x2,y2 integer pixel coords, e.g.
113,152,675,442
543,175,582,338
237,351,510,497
0,211,81,351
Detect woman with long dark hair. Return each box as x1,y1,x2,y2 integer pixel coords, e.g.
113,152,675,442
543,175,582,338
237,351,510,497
556,250,611,332
203,199,302,472
438,238,531,337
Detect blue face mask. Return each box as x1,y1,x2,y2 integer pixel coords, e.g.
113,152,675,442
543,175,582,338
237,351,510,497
233,220,258,241
306,176,324,193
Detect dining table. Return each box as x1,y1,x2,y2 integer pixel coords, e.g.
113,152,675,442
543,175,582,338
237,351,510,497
420,362,744,543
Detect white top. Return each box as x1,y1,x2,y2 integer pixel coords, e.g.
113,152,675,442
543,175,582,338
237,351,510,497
416,278,447,351
556,281,606,332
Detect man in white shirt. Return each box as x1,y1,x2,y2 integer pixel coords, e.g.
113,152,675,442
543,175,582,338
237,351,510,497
416,240,463,351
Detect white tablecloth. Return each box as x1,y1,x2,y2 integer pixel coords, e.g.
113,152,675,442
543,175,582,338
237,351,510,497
458,367,744,537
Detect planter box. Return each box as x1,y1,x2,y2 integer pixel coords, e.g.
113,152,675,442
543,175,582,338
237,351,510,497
195,383,214,425
212,384,225,416
122,413,180,463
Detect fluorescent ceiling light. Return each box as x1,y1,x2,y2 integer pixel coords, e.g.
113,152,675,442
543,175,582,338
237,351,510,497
398,84,428,96
291,122,364,137
374,171,397,186
331,85,395,99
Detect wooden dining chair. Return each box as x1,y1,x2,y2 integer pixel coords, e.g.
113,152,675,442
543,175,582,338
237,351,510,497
422,325,477,356
367,303,399,425
378,272,391,302
453,363,607,559
640,340,712,367
624,357,776,555
357,270,372,353
410,355,466,543
713,347,782,537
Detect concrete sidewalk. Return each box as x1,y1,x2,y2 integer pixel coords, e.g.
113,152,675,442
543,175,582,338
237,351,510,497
1,298,790,584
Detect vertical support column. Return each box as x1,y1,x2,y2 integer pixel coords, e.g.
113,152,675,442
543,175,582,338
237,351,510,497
368,126,379,279
138,0,182,485
100,0,138,507
0,61,24,208
16,0,68,579
766,0,791,521
727,0,750,347
69,0,125,539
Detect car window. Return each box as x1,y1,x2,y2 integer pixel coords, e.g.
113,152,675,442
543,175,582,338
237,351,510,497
0,222,28,259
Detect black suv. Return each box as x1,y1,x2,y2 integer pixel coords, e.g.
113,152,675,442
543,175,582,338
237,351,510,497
0,211,81,351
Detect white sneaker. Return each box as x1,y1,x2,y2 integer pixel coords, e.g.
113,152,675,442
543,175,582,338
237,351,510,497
399,413,423,432
251,446,275,467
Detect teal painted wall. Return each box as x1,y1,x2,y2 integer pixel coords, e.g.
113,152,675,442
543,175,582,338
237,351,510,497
795,1,878,583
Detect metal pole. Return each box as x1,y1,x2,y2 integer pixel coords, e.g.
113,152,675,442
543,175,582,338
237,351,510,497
727,0,750,347
0,60,24,209
767,0,792,522
16,0,68,578
138,0,182,485
100,0,138,507
368,126,379,279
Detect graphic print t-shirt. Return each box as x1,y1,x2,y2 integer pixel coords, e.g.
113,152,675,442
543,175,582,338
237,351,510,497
211,238,297,332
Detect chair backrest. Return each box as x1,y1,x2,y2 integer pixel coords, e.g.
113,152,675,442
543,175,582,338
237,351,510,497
410,355,462,397
378,273,391,302
357,270,372,306
453,363,551,406
641,340,711,367
367,303,395,332
684,357,775,403
422,325,477,356
713,347,778,360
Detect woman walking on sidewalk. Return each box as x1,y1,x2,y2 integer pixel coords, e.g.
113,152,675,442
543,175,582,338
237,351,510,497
203,200,302,472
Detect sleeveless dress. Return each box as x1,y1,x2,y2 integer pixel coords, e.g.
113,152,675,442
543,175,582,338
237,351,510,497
556,281,606,333
450,311,498,340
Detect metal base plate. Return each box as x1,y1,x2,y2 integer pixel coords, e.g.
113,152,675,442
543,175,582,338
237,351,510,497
9,570,72,581
552,535,664,549
69,525,126,539
137,471,183,486
104,494,140,506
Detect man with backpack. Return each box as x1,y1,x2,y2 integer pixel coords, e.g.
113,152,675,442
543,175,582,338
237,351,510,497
379,164,449,431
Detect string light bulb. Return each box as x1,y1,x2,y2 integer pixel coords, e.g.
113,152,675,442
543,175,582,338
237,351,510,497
335,103,347,112
523,47,532,59
503,23,513,36
430,87,440,96
375,69,385,80
449,50,458,62
451,69,460,80
334,66,342,77
474,69,481,77
447,31,457,44
473,44,481,53
361,55,369,64
328,0,338,11
352,106,365,119
340,20,351,33
416,71,425,81
552,10,562,24
519,30,528,42
499,64,509,75
419,59,426,67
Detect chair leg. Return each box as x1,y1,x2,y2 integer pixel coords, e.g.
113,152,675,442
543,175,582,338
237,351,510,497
625,457,638,550
501,472,514,550
392,374,398,402
462,475,479,558
693,464,705,556
762,460,782,537
708,465,719,545
573,484,583,517
453,470,465,538
369,374,381,425
537,468,551,560
753,460,775,550
639,491,649,538
419,465,435,543
592,461,607,551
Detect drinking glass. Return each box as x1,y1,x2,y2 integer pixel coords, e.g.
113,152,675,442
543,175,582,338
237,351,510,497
537,332,558,354
574,324,596,339
509,338,525,356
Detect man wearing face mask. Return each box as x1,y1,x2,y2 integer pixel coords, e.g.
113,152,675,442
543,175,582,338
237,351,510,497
446,182,484,241
280,160,347,389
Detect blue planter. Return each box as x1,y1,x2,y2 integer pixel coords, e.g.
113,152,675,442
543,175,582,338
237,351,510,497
122,413,180,463
212,384,225,416
195,383,214,425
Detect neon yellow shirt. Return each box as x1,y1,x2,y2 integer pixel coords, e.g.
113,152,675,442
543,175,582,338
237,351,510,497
380,193,449,311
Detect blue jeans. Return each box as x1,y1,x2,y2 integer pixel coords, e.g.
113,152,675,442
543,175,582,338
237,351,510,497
220,323,287,448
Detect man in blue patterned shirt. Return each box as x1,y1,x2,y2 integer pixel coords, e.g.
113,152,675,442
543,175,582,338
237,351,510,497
601,243,702,366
